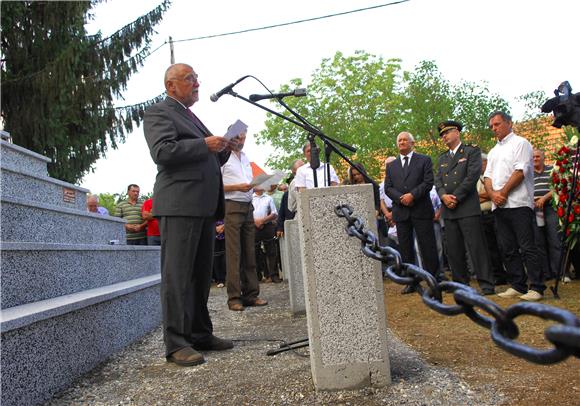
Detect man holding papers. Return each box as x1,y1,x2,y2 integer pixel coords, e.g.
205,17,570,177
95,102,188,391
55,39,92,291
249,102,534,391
221,125,268,311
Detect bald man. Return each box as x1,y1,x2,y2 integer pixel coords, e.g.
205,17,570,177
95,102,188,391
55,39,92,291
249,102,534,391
144,63,237,366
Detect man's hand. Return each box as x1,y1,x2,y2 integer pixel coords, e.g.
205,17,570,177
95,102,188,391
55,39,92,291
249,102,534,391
535,194,551,209
400,193,414,206
442,194,457,209
255,218,264,229
216,223,225,234
276,230,284,238
490,190,507,207
205,136,229,152
238,183,252,192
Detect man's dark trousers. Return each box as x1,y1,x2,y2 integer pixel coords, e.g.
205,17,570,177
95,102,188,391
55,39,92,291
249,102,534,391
494,207,545,293
159,216,215,357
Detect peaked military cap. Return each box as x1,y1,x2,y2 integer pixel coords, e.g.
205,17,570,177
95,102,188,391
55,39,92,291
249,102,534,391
438,120,463,136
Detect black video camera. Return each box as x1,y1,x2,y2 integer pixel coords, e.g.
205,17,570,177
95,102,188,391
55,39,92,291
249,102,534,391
541,81,580,129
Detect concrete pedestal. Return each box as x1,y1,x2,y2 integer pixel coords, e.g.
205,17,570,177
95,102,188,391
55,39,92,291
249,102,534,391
297,184,390,390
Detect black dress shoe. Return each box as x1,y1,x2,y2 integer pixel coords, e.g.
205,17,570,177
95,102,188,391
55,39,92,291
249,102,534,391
481,289,495,296
193,335,234,351
167,347,205,366
271,275,282,283
401,285,417,295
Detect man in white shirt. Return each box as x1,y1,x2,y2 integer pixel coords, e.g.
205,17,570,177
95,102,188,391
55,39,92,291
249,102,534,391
484,111,545,301
222,130,268,311
294,141,339,191
252,187,280,283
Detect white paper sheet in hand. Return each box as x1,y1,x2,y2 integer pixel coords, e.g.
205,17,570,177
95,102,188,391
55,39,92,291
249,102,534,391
224,119,248,140
253,170,286,190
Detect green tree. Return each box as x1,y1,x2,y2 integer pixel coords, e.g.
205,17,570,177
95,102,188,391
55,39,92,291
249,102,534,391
256,51,510,180
1,0,170,183
255,51,404,179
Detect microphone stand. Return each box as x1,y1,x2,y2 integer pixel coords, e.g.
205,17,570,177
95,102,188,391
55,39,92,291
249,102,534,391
224,88,381,356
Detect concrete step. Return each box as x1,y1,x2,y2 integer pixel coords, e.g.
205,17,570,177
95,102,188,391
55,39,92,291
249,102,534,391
0,275,161,406
1,242,161,309
0,139,50,178
0,166,89,212
1,195,126,244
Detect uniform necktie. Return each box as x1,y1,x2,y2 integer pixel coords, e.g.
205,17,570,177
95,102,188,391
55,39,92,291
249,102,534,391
450,151,455,159
403,156,409,174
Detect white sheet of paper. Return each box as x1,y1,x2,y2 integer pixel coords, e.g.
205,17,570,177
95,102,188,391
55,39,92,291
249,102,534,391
224,119,248,140
255,170,286,190
250,173,273,187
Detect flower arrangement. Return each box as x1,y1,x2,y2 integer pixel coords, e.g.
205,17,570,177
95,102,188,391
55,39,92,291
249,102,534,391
551,134,580,248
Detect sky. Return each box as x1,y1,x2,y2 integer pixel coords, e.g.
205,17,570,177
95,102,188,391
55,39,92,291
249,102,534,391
80,0,580,195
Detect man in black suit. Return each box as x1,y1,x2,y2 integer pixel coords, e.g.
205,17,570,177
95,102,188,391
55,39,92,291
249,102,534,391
144,63,236,366
434,120,495,295
385,132,440,293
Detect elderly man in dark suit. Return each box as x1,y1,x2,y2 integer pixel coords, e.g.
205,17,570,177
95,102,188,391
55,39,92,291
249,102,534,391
385,131,440,293
435,120,495,295
144,63,237,367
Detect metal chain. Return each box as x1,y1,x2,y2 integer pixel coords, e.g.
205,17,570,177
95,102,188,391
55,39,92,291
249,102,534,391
335,204,580,365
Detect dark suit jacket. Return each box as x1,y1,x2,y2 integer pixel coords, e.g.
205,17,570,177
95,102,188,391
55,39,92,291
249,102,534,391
434,144,482,220
144,97,230,218
385,152,434,222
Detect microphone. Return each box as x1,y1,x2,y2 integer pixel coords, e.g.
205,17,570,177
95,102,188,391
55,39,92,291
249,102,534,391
210,75,250,102
249,88,307,102
309,138,320,170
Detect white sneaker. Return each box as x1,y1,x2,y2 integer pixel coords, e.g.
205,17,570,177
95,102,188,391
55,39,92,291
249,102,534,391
562,276,571,284
497,287,525,298
217,283,225,288
519,290,543,301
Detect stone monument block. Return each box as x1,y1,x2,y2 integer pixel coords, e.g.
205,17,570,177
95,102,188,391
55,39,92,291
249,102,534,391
297,184,390,390
284,219,306,315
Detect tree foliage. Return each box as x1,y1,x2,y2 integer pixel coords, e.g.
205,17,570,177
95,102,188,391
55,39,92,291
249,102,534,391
256,51,511,180
1,0,169,183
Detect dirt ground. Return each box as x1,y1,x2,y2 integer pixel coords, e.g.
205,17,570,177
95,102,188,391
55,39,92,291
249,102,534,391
384,278,580,406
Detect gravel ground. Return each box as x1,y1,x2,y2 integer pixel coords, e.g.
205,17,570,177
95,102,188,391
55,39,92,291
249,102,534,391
47,282,506,405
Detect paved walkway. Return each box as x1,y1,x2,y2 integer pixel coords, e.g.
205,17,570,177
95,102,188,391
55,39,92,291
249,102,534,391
47,282,505,405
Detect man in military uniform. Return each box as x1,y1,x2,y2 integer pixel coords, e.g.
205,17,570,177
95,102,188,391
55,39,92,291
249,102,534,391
435,120,495,295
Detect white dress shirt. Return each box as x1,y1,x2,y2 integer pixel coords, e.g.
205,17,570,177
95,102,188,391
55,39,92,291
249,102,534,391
294,162,339,189
483,132,534,210
221,151,253,202
252,193,277,220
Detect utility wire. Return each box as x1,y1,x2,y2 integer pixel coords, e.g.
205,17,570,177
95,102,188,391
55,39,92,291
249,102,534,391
172,0,409,44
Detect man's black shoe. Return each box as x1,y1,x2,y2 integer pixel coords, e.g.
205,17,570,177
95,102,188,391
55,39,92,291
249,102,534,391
167,347,205,367
401,285,416,295
271,275,282,283
193,335,234,351
482,289,495,296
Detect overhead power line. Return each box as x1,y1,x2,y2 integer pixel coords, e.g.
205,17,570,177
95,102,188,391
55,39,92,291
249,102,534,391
171,0,410,44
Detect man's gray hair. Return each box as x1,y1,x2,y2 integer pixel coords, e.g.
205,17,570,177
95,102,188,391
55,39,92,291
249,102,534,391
397,131,415,142
87,194,99,203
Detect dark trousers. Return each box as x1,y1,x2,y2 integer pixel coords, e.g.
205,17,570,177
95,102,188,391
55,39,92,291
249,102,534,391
444,215,494,291
534,206,562,280
213,238,226,283
255,222,279,280
396,217,439,277
147,235,161,246
159,216,215,357
224,200,259,306
494,207,545,293
127,237,147,245
481,211,507,284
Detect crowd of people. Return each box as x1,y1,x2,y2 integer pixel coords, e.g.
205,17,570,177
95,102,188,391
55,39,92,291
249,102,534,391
86,62,575,367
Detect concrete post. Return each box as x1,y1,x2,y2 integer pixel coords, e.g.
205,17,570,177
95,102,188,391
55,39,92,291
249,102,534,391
283,219,306,315
297,184,390,390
